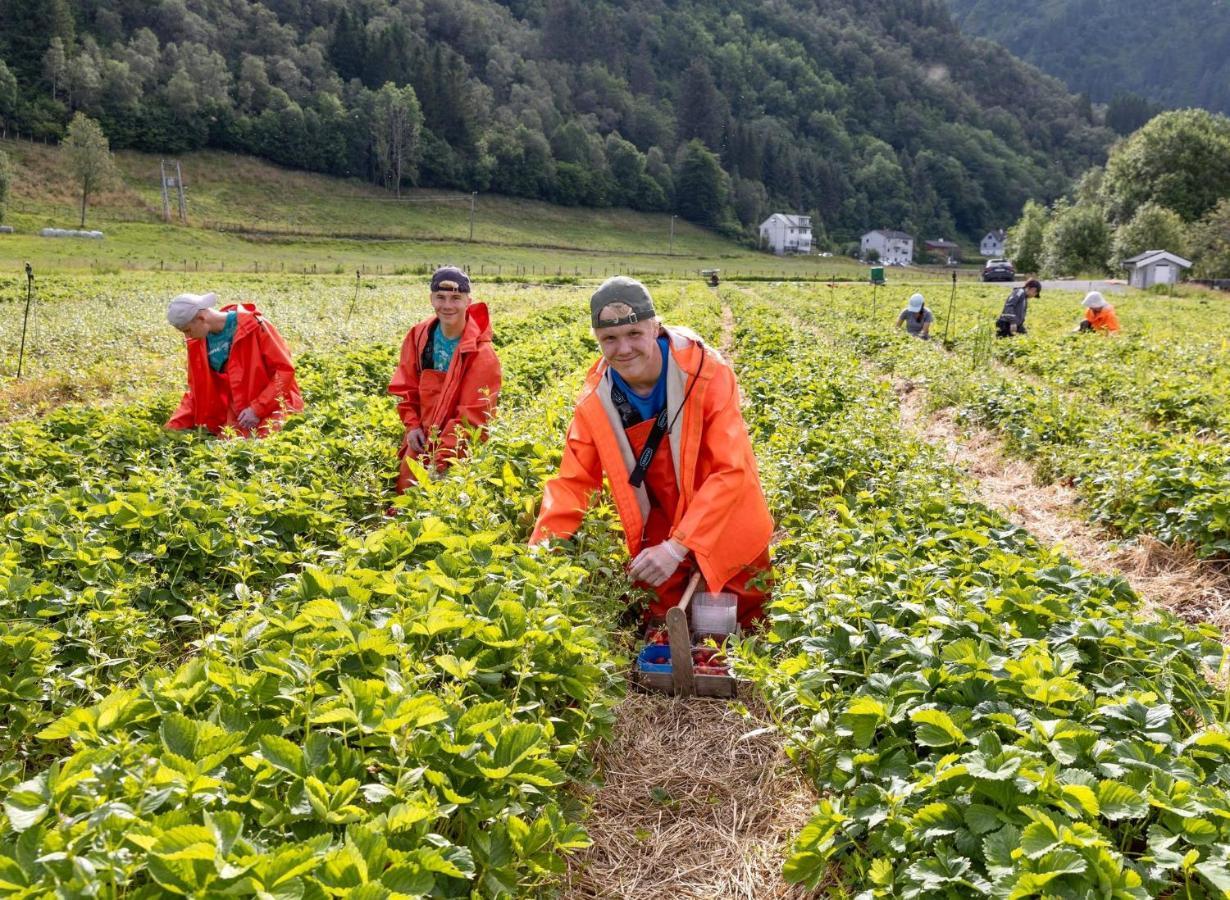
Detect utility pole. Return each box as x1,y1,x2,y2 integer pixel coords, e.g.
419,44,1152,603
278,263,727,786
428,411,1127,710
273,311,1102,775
669,215,676,256
160,160,188,222
160,160,170,222
176,161,187,223
469,192,477,242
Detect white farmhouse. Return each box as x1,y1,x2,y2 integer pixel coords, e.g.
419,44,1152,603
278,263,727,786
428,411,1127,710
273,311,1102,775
980,229,1006,257
759,214,813,255
860,229,914,265
1122,250,1192,288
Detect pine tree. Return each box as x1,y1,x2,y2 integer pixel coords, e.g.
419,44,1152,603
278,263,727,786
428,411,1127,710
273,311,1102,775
329,8,367,84
675,139,731,228
0,0,74,83
676,61,727,152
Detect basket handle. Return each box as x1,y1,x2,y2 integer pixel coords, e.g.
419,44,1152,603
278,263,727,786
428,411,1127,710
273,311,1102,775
677,570,703,614
667,571,704,696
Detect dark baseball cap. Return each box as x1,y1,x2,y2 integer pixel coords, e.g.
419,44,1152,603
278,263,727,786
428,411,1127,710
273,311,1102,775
431,266,471,293
590,276,656,329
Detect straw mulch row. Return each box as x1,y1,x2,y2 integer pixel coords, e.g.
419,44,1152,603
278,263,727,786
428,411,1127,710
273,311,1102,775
563,693,818,900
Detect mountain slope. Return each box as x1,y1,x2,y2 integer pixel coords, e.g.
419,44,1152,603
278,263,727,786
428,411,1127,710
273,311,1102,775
946,0,1230,116
0,0,1113,241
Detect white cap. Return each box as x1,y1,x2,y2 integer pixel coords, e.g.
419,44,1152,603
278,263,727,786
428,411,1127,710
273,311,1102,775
167,292,217,329
1082,291,1107,310
907,293,925,312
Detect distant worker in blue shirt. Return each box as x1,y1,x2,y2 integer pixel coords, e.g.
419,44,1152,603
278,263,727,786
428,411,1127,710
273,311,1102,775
896,293,933,340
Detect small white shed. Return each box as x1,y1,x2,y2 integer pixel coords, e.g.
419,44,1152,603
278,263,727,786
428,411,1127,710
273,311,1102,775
1122,250,1192,289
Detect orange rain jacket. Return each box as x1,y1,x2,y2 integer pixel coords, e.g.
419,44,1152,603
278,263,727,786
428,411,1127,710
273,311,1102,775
166,304,303,437
1085,305,1121,333
531,326,774,594
388,303,502,479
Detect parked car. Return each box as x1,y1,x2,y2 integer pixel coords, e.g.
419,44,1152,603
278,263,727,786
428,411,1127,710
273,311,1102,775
982,258,1015,282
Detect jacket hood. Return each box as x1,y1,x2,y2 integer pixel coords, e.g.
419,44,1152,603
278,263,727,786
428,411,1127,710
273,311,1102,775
463,302,493,345
220,303,266,339
419,302,493,351
184,303,264,343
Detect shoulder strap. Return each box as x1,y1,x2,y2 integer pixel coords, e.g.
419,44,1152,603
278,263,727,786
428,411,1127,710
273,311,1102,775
624,348,705,488
419,321,437,372
627,404,670,489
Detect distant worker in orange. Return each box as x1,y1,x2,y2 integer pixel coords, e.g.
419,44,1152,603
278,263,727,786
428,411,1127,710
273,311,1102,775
165,292,303,437
1078,291,1121,333
388,266,502,490
531,276,774,629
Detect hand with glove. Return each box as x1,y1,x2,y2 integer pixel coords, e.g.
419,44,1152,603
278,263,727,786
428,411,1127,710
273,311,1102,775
403,427,427,454
237,407,260,430
628,538,688,587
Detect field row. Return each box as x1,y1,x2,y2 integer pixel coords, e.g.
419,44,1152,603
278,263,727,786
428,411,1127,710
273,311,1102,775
769,283,1230,559
0,284,729,897
731,288,1230,897
0,285,643,896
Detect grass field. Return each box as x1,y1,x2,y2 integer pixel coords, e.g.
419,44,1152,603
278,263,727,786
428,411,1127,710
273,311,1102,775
0,139,889,279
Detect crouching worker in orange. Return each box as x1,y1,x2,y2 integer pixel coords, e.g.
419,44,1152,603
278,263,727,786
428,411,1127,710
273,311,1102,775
530,276,774,630
388,266,502,491
165,292,303,437
1078,291,1121,333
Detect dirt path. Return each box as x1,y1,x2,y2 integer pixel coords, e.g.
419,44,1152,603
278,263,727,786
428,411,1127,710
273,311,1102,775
562,693,816,900
894,377,1230,632
719,292,736,357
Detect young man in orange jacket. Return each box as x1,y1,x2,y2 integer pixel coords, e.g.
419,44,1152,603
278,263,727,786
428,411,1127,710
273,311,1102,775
531,276,774,628
388,266,502,490
165,292,303,437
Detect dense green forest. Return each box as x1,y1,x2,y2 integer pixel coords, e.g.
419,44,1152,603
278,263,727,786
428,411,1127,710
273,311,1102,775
0,0,1112,241
947,0,1230,119
1005,108,1230,279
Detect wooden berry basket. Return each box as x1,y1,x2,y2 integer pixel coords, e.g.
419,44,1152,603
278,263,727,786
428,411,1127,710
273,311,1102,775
633,571,740,699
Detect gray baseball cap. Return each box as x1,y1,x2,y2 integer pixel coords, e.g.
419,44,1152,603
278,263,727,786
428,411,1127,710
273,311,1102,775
167,292,217,329
590,276,656,329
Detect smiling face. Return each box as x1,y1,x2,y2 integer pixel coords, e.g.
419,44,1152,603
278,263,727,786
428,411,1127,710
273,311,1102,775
430,289,471,333
595,303,662,387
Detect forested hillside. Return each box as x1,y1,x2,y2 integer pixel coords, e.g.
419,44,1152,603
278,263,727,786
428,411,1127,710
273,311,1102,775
0,0,1112,241
947,0,1230,119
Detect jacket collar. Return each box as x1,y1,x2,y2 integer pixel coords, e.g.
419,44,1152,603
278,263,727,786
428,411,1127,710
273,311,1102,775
220,303,263,339
426,302,491,354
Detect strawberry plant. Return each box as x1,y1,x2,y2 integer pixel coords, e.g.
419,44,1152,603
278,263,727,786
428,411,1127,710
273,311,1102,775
759,282,1230,560
731,293,1230,897
0,279,729,897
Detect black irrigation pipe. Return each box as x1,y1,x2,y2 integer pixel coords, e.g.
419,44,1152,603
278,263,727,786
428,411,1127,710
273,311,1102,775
16,262,34,379
941,269,958,345
344,269,361,325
